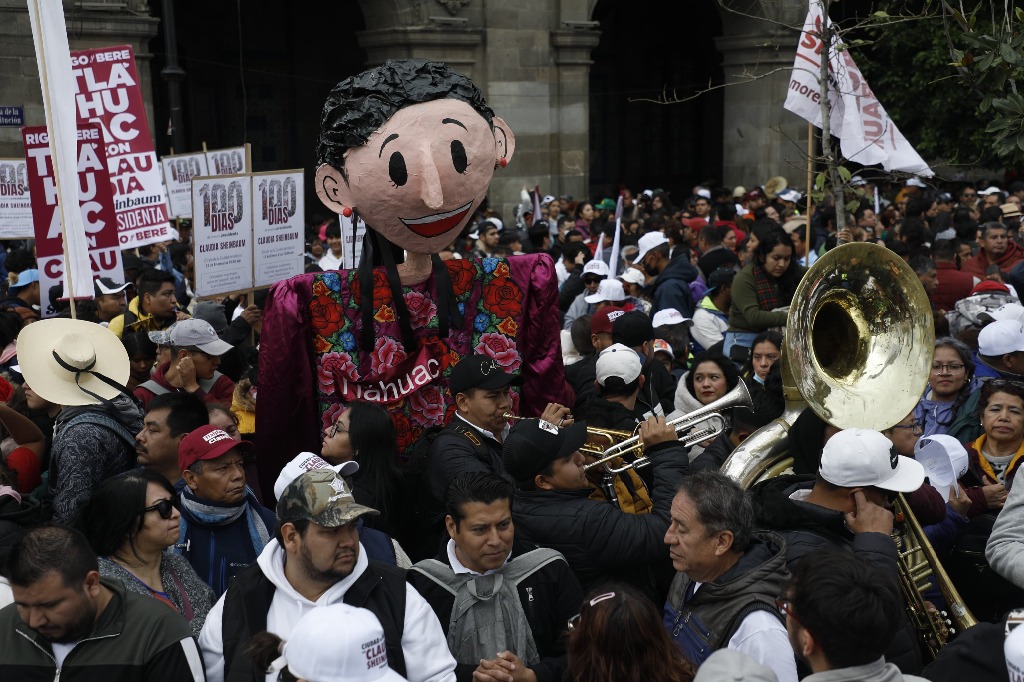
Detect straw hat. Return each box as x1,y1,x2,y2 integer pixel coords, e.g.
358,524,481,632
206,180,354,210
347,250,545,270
18,319,130,406
763,176,788,198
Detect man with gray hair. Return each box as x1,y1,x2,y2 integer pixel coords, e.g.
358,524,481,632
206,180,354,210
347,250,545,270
663,471,796,682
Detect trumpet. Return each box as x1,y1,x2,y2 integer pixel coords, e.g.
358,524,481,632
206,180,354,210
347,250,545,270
583,381,753,474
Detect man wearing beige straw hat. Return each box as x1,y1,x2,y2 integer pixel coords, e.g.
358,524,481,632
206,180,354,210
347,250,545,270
17,319,144,524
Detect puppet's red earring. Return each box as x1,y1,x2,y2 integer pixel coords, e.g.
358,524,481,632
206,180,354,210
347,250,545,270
341,207,353,218
496,157,508,168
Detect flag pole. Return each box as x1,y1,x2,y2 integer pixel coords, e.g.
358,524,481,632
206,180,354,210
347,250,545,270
805,121,813,260
28,0,77,319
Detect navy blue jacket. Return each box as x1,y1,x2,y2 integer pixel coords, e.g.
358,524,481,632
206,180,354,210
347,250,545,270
651,257,699,318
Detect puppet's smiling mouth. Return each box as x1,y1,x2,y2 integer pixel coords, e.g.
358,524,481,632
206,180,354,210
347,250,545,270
399,202,473,238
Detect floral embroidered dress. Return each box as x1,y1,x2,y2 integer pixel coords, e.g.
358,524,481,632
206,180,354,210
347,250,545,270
256,253,569,486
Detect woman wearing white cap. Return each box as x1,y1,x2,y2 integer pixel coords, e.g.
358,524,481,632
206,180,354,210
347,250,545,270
248,604,409,682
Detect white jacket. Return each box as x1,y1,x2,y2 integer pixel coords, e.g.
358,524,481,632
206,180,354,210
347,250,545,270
198,540,456,682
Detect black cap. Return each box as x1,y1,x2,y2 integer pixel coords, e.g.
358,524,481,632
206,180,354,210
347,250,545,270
449,355,522,396
612,311,655,348
706,267,737,292
502,419,588,482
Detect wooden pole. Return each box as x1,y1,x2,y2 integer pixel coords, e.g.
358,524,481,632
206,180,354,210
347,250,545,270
806,122,814,261
29,0,76,319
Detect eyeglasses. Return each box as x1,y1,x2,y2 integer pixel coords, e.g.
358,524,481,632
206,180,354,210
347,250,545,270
327,420,349,439
143,498,177,520
962,192,977,198
567,591,617,631
891,420,924,436
583,276,604,285
776,595,809,632
931,363,965,374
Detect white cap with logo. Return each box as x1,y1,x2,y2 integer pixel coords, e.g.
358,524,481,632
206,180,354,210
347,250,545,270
273,451,359,500
819,428,925,492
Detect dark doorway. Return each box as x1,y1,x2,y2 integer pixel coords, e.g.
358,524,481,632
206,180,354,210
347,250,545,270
589,0,724,204
149,0,367,224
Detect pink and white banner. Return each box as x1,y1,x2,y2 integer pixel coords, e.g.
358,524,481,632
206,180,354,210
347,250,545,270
71,45,173,247
0,159,33,239
23,124,123,316
783,2,933,176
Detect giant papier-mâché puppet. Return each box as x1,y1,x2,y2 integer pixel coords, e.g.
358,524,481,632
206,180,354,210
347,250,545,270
256,59,569,495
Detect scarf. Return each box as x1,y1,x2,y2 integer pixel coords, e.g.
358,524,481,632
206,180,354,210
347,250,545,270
752,264,781,311
174,487,271,556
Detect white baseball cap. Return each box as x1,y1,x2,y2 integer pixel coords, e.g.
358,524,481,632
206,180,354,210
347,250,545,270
979,319,1024,356
819,428,925,492
585,279,627,304
596,343,643,386
582,260,610,278
651,339,674,358
618,268,646,286
979,185,1003,196
906,177,929,189
282,605,407,682
273,451,359,499
696,188,712,199
635,231,669,263
652,308,692,328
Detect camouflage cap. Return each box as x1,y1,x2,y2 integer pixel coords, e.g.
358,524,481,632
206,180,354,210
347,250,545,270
276,469,378,527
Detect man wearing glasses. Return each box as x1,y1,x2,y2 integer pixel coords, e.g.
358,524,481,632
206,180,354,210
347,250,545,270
752,428,927,673
561,259,609,331
663,471,796,682
779,549,929,681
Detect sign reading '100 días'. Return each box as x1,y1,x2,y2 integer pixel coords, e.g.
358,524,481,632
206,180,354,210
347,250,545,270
0,158,32,239
192,174,253,296
252,170,303,288
160,152,208,219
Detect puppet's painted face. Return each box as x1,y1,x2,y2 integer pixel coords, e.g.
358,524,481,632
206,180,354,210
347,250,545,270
316,99,514,254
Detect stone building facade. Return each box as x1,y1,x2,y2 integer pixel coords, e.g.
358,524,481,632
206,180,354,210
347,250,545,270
1,0,808,217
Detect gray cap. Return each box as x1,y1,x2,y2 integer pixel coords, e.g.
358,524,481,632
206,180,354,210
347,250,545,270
276,469,378,527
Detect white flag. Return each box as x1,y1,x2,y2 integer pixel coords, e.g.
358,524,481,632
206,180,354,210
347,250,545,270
26,0,93,302
783,2,933,177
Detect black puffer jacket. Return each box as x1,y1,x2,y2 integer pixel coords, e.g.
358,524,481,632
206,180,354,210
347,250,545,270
512,441,688,593
751,475,924,674
0,491,41,574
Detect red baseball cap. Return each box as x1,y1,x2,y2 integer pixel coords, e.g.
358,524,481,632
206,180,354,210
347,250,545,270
591,306,627,335
178,424,253,472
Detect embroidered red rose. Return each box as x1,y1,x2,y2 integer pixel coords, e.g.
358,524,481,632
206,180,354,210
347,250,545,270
404,291,438,328
312,280,328,297
320,402,344,435
475,332,522,372
483,276,522,319
317,352,358,395
370,336,408,375
496,316,518,337
313,335,332,354
309,293,344,336
350,269,392,308
422,336,453,372
494,261,510,278
410,384,446,426
446,259,476,297
392,411,415,452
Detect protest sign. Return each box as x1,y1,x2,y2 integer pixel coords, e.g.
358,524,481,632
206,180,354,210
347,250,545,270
22,124,122,317
192,174,253,296
70,45,173,247
252,170,304,288
0,159,33,239
160,152,208,219
206,145,249,175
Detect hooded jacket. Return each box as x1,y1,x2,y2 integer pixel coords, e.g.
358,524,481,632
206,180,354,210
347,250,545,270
664,531,794,679
651,256,700,318
751,476,922,674
43,395,143,525
108,295,179,340
198,539,456,682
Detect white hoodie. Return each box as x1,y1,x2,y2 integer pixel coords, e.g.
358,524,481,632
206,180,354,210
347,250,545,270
198,540,456,682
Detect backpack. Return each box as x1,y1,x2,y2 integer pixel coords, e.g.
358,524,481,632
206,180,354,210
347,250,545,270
409,548,564,666
946,292,1018,336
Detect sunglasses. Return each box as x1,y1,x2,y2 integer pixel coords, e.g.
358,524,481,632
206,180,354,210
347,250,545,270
144,498,177,520
775,596,808,631
583,276,604,285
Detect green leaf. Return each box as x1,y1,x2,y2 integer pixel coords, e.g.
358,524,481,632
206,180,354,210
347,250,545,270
1017,131,1024,153
814,172,827,192
1016,7,1024,24
838,166,853,183
872,10,889,19
1000,43,1019,65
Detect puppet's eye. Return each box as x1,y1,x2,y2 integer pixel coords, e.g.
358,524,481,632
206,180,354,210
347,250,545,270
450,140,468,174
389,152,408,186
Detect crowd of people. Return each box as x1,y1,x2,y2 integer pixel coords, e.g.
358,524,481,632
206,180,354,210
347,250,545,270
1,174,1024,681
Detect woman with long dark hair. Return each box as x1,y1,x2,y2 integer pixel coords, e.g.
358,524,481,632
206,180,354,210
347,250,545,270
742,330,783,399
724,227,804,360
74,468,215,635
673,351,740,461
122,330,158,392
915,337,977,437
567,584,696,682
321,401,407,541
